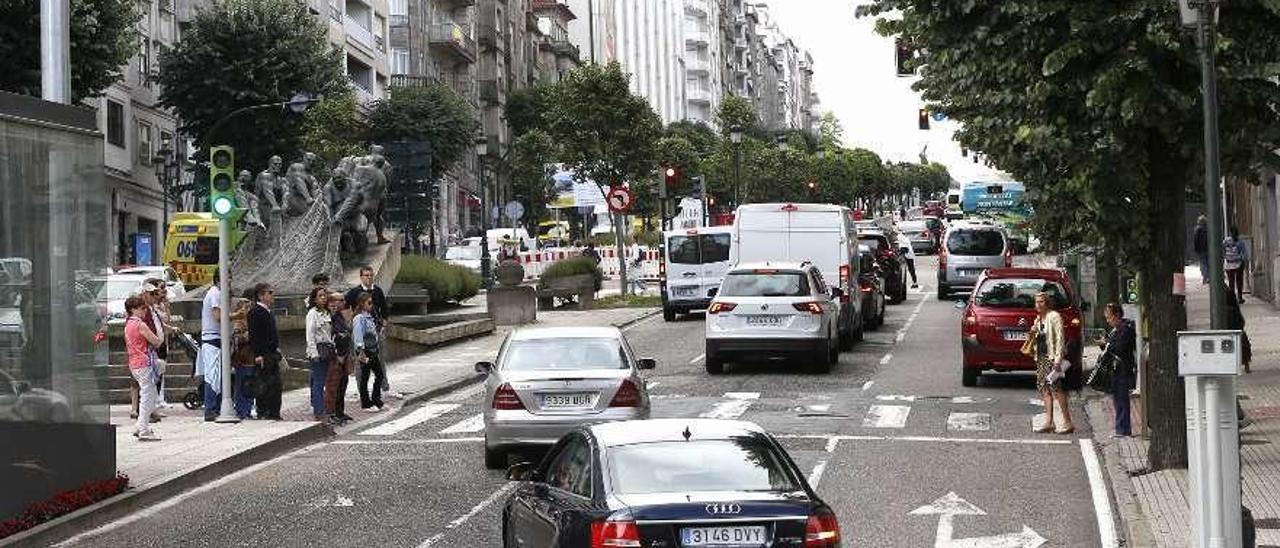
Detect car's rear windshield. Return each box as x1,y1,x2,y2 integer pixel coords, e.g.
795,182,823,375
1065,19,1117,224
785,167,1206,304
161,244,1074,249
607,438,800,495
502,337,627,370
719,271,809,297
899,222,928,233
947,230,1005,256
667,234,731,265
858,237,886,252
974,278,1071,309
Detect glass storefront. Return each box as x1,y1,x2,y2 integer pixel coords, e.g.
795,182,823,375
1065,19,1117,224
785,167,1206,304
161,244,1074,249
1,91,115,520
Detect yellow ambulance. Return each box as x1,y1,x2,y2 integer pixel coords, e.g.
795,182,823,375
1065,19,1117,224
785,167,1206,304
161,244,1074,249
161,212,246,287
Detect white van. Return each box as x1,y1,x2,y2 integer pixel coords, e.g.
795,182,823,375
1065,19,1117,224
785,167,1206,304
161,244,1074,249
731,203,864,349
660,226,733,321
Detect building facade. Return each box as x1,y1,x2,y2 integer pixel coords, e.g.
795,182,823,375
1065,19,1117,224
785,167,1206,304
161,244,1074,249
613,0,686,125
683,0,721,126
565,0,617,63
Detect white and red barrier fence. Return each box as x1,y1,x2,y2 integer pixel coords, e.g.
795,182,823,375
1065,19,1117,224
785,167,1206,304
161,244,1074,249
508,247,662,282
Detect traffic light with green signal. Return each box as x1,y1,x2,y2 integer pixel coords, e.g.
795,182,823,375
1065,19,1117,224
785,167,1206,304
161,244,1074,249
1120,273,1140,304
209,145,236,218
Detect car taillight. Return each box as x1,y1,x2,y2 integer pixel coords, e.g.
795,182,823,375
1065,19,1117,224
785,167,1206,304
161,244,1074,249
805,507,841,547
591,518,642,548
939,248,947,270
859,279,873,293
839,264,850,285
793,302,824,314
708,302,737,314
609,379,641,407
964,313,977,327
658,260,666,281
492,383,525,410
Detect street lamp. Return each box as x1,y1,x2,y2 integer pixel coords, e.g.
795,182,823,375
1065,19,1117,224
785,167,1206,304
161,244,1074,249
729,125,743,207
476,134,492,289
1176,0,1226,329
152,135,179,259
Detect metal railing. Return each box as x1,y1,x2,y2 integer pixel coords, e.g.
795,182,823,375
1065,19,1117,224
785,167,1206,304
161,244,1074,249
345,16,376,51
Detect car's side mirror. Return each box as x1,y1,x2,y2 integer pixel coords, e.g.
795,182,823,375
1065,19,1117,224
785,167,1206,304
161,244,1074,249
708,287,719,298
507,461,534,481
636,358,657,370
953,300,966,310
475,361,495,374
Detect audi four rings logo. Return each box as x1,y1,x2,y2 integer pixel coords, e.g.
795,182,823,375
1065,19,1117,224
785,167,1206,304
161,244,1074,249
705,503,742,515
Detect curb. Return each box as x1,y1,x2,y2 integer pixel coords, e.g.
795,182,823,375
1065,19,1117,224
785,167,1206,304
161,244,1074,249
1083,397,1158,548
402,372,487,408
613,308,661,330
1,422,331,548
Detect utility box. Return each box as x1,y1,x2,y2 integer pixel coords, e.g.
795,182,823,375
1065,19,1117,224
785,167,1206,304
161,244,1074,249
1178,330,1243,376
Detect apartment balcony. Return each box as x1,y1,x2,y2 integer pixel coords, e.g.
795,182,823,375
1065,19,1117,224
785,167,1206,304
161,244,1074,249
429,21,477,63
448,75,477,105
477,18,506,50
345,16,376,55
685,1,707,16
685,29,710,46
687,57,711,74
734,37,748,51
688,88,713,104
389,74,444,88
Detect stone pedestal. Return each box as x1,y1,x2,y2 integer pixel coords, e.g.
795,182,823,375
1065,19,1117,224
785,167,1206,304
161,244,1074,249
487,285,538,325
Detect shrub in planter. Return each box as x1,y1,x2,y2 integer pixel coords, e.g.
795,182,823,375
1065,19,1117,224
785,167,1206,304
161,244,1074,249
539,257,603,291
397,255,482,305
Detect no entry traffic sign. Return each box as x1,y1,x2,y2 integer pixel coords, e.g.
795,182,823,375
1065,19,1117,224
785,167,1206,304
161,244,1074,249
607,187,634,213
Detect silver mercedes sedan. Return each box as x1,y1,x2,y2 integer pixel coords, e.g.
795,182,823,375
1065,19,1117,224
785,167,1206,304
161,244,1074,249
477,326,655,469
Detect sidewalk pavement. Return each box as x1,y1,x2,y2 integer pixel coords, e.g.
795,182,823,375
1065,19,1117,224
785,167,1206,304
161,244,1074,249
2,305,659,548
1085,267,1280,548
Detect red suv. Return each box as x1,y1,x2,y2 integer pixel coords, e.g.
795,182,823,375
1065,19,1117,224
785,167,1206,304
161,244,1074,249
959,268,1084,388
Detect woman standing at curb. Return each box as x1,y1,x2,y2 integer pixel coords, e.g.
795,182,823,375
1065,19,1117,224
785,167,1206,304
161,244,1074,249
1031,291,1074,434
1098,303,1136,437
325,291,354,425
305,288,333,421
124,296,163,441
353,292,385,411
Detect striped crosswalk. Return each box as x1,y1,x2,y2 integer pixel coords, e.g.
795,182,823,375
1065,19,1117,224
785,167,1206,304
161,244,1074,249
355,391,1052,440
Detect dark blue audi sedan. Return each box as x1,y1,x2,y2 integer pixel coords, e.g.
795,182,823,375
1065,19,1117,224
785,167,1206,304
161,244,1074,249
501,418,841,548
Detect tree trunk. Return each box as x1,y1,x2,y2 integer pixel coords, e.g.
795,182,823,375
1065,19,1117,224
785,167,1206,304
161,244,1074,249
1144,150,1189,471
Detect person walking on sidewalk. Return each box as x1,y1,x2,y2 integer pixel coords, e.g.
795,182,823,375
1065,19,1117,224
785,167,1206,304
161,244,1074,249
124,296,162,441
198,270,223,421
305,288,334,421
896,230,919,288
353,292,385,412
325,291,354,425
1224,226,1249,303
1194,215,1209,284
1031,291,1074,434
143,279,175,411
249,283,283,420
1098,303,1136,437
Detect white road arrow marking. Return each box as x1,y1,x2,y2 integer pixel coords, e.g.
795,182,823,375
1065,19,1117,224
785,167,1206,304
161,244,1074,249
910,492,1047,548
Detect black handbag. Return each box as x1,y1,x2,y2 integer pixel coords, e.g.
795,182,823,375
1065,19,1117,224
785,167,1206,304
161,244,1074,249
317,342,336,362
1087,354,1116,394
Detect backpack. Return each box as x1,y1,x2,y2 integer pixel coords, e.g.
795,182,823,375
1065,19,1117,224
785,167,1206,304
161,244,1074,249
1223,239,1243,268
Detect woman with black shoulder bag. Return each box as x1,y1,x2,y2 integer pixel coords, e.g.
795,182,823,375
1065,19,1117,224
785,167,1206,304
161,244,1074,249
1096,303,1137,437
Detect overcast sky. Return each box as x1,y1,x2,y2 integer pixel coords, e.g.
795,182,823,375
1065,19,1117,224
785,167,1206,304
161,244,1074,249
764,1,1009,184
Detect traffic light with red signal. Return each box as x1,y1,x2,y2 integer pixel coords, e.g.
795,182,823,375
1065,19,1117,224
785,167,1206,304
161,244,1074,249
663,166,682,187
806,180,817,196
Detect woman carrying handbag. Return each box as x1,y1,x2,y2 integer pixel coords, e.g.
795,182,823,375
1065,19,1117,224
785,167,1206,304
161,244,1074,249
1030,291,1074,434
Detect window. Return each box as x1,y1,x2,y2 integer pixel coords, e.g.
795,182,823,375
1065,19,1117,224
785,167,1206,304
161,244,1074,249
140,40,153,88
720,271,810,297
391,47,410,75
388,0,406,16
137,121,153,165
501,338,627,371
666,233,730,265
106,101,125,147
974,278,1070,310
946,229,1005,256
608,437,800,495
159,130,173,156
543,436,592,498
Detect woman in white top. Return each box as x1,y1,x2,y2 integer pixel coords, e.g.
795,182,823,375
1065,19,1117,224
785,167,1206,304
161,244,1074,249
305,287,334,420
1030,291,1073,433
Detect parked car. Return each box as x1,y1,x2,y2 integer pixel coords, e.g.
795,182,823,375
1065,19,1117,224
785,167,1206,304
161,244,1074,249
857,245,886,329
958,268,1085,388
732,203,864,349
115,265,186,299
444,244,484,274
704,262,842,374
659,226,733,321
501,419,842,548
86,274,151,325
937,223,1011,300
897,220,937,255
857,230,908,304
476,326,656,469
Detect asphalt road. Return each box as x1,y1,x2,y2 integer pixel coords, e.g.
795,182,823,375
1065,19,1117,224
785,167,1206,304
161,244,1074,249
59,255,1116,548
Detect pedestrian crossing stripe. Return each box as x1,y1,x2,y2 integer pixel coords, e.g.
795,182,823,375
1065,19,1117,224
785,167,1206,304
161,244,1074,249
440,413,485,434
863,405,911,428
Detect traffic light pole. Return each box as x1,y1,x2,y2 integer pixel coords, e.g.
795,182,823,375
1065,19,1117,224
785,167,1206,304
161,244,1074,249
1197,3,1226,330
214,215,239,423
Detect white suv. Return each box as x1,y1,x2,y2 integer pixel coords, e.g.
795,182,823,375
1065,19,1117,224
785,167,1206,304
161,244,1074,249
704,262,841,374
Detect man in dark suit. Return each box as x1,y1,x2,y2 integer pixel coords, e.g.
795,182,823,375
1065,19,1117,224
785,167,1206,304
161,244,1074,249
248,283,283,420
345,265,388,324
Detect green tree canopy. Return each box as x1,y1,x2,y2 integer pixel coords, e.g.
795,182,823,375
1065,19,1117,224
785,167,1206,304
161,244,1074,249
0,0,140,101
716,94,761,138
301,92,369,168
509,129,557,232
367,83,476,182
157,0,346,170
860,0,1280,469
505,83,555,138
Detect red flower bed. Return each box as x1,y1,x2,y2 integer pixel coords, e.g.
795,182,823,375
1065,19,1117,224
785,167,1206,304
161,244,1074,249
0,474,129,539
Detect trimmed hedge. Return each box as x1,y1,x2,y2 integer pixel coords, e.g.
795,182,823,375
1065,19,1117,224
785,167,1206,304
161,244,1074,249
540,256,603,291
396,255,482,305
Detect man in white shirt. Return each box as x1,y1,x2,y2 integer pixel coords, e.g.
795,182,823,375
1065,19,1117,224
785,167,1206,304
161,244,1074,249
895,231,918,289
199,270,222,421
